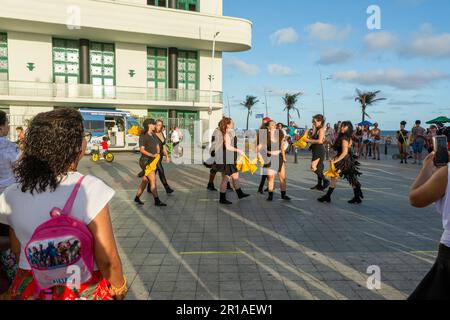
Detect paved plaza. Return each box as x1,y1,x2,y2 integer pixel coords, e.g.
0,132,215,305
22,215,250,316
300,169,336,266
78,151,441,300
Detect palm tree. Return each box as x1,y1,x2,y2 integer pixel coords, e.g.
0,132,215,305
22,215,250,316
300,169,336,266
283,92,303,126
355,89,386,122
241,95,259,130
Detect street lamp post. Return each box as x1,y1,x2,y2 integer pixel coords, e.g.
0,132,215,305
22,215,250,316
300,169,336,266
207,0,219,149
319,68,325,117
263,89,272,118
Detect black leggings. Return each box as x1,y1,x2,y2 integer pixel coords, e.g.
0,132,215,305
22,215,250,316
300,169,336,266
312,145,326,183
157,160,169,188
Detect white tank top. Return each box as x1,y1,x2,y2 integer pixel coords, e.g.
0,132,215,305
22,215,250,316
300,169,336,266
436,164,450,247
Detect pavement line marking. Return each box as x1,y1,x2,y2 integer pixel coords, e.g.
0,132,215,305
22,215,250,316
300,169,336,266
410,251,438,254
282,204,313,216
362,232,435,264
220,206,407,300
179,251,245,255
123,198,219,300
336,207,437,242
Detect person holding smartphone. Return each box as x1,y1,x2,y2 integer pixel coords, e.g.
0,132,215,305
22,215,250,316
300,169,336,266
409,138,450,300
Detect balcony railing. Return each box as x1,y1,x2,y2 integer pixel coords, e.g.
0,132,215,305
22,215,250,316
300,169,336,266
0,80,223,104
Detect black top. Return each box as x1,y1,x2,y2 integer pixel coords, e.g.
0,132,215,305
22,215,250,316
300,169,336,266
139,133,159,158
310,129,325,152
155,133,166,156
397,129,408,144
333,136,351,156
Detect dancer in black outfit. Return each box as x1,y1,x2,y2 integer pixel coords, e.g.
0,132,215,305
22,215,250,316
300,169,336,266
257,119,271,194
305,114,330,191
135,119,167,207
257,121,291,202
205,124,233,192
213,117,250,205
152,120,174,194
318,121,364,204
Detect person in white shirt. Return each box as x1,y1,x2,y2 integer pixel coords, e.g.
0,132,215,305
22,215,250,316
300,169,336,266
409,151,450,300
171,127,182,157
0,111,19,195
0,108,126,300
0,110,20,292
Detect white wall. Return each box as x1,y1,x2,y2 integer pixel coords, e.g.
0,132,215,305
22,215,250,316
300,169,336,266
115,42,147,88
121,108,148,118
198,50,222,92
8,32,53,83
200,0,223,15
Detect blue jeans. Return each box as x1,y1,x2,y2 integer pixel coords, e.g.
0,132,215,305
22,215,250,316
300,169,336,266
412,140,425,154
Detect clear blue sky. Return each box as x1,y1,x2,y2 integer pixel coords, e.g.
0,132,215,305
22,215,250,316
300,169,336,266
222,0,450,130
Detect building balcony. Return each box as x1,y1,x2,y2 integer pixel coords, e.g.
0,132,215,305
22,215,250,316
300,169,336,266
0,80,223,110
0,0,252,52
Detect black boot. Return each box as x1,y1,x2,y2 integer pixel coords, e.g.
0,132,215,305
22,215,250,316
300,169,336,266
281,191,291,201
357,186,364,199
134,196,144,205
207,182,217,191
258,175,267,194
147,183,151,194
164,185,174,194
236,188,250,199
227,182,233,191
348,188,362,204
154,197,167,207
322,179,330,190
310,176,323,191
267,192,274,202
318,188,334,203
220,192,232,205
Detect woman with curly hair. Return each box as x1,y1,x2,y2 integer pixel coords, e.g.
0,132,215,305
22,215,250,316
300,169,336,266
0,108,127,300
318,121,364,204
213,117,250,205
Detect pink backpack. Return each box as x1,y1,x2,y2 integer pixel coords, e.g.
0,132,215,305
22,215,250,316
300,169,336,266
24,176,95,294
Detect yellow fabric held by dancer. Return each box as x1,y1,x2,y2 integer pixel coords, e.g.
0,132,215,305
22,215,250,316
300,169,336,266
145,154,161,176
325,161,340,178
293,132,309,149
236,155,258,175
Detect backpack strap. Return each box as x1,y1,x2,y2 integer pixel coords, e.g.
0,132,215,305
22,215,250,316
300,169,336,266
62,176,86,216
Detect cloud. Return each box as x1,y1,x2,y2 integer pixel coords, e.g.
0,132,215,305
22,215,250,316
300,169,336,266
401,27,450,58
305,22,352,41
270,27,299,45
267,64,296,76
364,32,398,51
317,48,353,65
333,69,450,90
388,100,434,106
227,59,260,76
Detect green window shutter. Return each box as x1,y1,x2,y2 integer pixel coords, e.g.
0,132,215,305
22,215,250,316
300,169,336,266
0,33,8,80
52,38,79,84
90,42,115,86
177,0,197,11
147,47,167,89
177,50,197,91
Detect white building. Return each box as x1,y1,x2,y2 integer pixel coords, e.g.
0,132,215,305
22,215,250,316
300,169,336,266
0,0,252,142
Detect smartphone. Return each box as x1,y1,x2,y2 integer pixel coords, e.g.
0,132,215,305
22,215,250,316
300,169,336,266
433,135,449,167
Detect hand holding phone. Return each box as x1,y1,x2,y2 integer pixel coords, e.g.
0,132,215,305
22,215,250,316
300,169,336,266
433,135,449,167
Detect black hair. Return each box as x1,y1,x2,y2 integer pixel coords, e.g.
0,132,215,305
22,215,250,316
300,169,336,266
336,121,354,145
0,110,6,127
400,121,407,126
13,108,84,194
142,118,156,135
415,120,421,125
312,114,325,127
